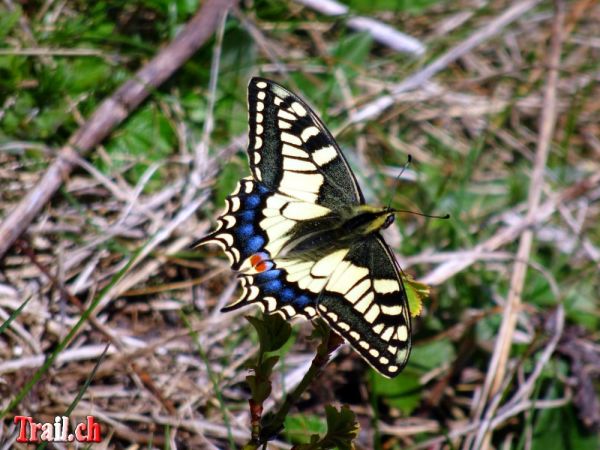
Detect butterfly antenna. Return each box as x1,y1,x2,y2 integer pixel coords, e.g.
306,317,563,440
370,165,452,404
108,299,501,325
386,154,412,210
392,209,450,220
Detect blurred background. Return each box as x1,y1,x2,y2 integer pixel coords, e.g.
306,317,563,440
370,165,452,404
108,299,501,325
0,0,599,448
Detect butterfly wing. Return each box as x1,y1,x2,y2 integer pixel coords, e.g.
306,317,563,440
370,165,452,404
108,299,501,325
247,77,364,208
194,177,271,271
316,235,411,378
195,177,324,319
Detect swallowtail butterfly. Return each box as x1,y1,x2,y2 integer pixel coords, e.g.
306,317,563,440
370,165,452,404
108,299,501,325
196,78,411,378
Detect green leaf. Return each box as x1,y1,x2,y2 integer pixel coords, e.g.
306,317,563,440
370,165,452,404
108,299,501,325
531,403,599,450
320,405,360,450
333,31,373,74
284,414,327,445
176,0,200,16
0,6,20,40
409,339,455,371
246,374,270,403
216,159,248,207
247,355,279,403
245,315,292,423
294,405,359,450
246,314,292,354
102,104,175,188
344,0,442,13
62,58,112,94
564,283,599,331
403,273,429,317
370,369,422,415
30,104,72,139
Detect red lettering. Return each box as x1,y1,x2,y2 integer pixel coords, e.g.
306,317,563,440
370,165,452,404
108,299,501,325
12,416,100,443
88,416,102,442
30,421,42,442
13,416,30,443
75,422,86,441
75,417,101,442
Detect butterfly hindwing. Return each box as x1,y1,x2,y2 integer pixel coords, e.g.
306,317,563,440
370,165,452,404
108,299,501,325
194,177,271,271
234,267,319,320
248,77,364,209
196,177,325,319
316,235,411,378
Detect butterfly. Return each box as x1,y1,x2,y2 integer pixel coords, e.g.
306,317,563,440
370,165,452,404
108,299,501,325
195,78,411,378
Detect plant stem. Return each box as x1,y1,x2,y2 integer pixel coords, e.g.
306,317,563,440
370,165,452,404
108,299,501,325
260,322,344,442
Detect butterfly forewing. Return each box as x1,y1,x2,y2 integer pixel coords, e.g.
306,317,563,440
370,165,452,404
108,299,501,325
248,78,364,208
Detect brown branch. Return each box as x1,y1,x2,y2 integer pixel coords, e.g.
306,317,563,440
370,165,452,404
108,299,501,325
0,0,236,260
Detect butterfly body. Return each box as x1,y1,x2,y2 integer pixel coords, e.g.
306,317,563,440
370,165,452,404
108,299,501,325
196,78,411,378
271,204,395,262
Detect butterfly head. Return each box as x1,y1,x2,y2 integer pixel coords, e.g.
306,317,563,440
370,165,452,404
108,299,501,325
370,206,397,231
382,210,396,229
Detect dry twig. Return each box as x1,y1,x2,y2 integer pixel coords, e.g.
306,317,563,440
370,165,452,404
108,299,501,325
471,2,566,448
294,0,426,55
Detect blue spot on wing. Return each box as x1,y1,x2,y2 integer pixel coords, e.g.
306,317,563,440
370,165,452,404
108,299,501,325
238,223,254,237
281,288,295,302
257,269,281,280
246,235,264,253
264,279,283,293
294,295,311,308
220,180,322,317
248,265,318,316
239,210,256,222
246,195,260,208
227,182,270,261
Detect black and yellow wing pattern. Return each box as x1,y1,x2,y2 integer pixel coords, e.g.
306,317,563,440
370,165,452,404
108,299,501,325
196,78,411,378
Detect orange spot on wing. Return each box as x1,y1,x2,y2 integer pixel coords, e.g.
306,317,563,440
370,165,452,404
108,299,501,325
250,254,263,268
256,261,269,272
249,252,273,273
